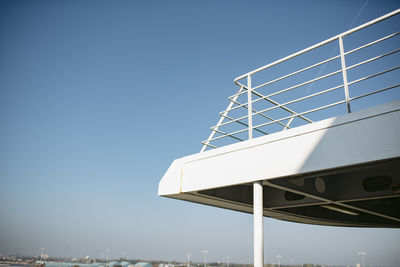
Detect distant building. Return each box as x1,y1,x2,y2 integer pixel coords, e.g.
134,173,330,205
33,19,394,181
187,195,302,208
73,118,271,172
120,261,133,267
135,262,152,267
108,262,121,267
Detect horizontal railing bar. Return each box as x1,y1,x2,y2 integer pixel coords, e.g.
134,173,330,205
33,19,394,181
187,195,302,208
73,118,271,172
225,84,250,112
205,127,249,143
220,98,249,114
224,36,398,125
228,89,248,100
211,63,399,145
216,86,282,129
349,83,400,101
244,49,398,118
200,141,217,149
219,103,245,114
201,86,245,152
228,98,290,130
215,78,399,143
346,48,400,71
250,90,313,123
252,84,344,117
226,64,342,114
252,69,342,104
214,96,289,130
219,113,270,136
348,65,400,86
252,54,341,91
234,9,399,82
228,31,398,116
212,128,244,142
253,100,346,130
234,37,337,84
236,81,247,89
211,114,249,130
344,32,400,56
207,83,400,145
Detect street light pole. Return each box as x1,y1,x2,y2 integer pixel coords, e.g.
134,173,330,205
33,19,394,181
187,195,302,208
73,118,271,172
106,249,110,267
187,253,192,267
202,250,209,267
276,255,282,267
358,250,366,267
40,248,44,261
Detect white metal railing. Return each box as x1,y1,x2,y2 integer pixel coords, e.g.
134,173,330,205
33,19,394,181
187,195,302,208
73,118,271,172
201,9,400,152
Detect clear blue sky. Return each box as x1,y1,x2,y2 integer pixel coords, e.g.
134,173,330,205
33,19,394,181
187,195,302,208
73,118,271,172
1,0,399,266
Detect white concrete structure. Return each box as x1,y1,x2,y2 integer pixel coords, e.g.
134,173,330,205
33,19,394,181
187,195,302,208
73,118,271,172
159,9,400,267
159,100,400,227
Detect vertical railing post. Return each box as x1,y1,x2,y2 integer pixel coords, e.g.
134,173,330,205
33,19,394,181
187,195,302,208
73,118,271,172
339,36,352,113
247,75,253,139
248,74,264,267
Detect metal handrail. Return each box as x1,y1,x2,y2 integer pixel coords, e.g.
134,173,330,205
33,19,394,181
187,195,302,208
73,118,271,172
233,9,400,83
344,32,400,55
204,62,400,145
223,35,398,115
252,54,341,91
201,9,400,152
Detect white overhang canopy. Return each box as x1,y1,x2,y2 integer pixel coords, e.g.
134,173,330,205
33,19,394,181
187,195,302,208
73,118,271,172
158,7,400,243
159,101,400,228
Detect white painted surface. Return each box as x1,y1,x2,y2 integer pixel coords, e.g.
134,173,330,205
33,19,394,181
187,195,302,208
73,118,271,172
253,181,264,267
158,100,400,196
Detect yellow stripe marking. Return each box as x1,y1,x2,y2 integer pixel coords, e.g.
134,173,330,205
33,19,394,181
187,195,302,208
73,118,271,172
180,168,183,193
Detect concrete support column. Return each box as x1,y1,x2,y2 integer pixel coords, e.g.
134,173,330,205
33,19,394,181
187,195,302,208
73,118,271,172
253,180,264,267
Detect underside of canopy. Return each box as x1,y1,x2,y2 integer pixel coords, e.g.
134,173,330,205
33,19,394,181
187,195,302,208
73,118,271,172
159,101,400,228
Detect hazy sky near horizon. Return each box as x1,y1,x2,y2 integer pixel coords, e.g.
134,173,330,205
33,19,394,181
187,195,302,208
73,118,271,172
1,0,400,266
